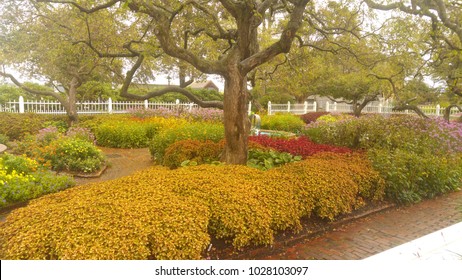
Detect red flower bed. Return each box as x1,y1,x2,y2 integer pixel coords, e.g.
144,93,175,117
249,135,353,158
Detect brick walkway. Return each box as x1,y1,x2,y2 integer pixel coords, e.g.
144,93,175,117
236,190,462,260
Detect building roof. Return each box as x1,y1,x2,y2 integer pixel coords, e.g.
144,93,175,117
189,80,219,91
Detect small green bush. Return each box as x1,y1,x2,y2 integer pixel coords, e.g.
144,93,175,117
260,114,305,133
0,134,8,145
0,154,75,208
150,122,224,162
95,121,155,148
42,137,106,173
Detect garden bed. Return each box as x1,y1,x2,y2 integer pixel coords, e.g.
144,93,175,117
206,201,394,259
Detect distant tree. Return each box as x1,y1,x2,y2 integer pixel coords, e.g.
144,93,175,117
0,1,127,123
365,0,462,119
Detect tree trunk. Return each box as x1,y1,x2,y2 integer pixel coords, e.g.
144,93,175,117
221,63,250,165
352,100,361,117
66,77,80,125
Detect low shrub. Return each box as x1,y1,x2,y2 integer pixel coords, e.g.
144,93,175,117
0,134,8,145
65,127,96,144
304,115,462,204
0,154,75,208
40,137,105,174
163,140,223,169
150,122,224,162
300,112,330,124
304,115,462,154
0,153,38,174
260,114,305,133
35,126,61,146
127,107,224,123
0,113,53,141
92,116,187,148
369,148,462,204
95,121,155,148
249,135,353,158
0,179,210,259
271,153,385,221
0,153,384,259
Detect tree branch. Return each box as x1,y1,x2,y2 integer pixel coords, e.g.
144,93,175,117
118,55,223,109
444,104,462,122
36,0,121,14
240,0,310,73
0,71,67,104
127,1,227,75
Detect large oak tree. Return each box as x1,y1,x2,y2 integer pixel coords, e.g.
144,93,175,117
34,0,311,164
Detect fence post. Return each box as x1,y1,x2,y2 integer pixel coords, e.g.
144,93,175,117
326,101,330,112
144,99,149,110
287,101,291,113
334,102,337,112
108,97,113,114
304,101,308,114
436,104,440,116
379,103,383,114
313,101,317,112
19,96,25,113
268,101,272,115
248,101,252,115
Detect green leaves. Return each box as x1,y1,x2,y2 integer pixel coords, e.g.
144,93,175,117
247,149,301,171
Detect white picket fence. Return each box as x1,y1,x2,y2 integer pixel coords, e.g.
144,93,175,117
266,101,461,118
0,96,199,114
1,97,460,119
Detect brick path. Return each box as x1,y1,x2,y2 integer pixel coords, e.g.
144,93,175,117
237,190,462,260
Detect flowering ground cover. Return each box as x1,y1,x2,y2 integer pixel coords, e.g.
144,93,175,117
249,135,353,158
0,153,384,259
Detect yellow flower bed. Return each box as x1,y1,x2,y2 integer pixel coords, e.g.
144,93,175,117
0,153,384,259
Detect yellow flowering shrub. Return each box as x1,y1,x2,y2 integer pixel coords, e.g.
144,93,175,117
0,152,385,259
163,140,223,168
272,153,385,220
0,176,210,260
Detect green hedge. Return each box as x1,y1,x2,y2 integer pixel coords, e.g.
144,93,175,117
261,114,305,133
87,116,188,148
0,113,68,141
369,149,462,204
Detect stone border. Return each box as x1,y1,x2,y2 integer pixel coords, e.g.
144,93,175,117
61,164,108,178
0,144,7,153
